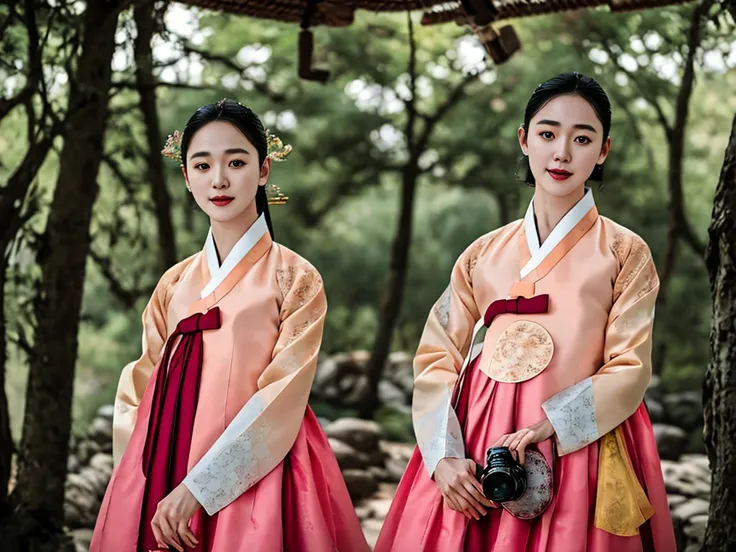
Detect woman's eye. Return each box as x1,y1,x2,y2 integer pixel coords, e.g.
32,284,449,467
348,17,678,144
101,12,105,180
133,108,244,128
540,131,554,140
230,159,246,168
194,163,209,170
575,136,592,144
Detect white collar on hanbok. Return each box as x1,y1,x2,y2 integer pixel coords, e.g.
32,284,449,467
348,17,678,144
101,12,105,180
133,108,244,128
201,213,269,298
521,186,596,279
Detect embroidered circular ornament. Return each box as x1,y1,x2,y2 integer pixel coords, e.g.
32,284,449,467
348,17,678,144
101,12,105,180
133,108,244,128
502,449,554,520
486,320,554,383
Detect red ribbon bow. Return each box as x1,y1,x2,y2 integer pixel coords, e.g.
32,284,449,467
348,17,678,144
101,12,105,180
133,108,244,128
484,294,549,327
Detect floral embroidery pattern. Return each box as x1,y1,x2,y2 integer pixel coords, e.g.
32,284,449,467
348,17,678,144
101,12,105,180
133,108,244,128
612,233,652,302
486,321,554,383
464,234,494,279
502,449,553,520
415,387,465,476
184,395,270,515
542,377,599,455
434,286,451,330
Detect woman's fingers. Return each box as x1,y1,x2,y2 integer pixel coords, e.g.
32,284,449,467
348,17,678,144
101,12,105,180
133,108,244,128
151,520,167,550
158,514,184,552
452,477,486,518
177,520,198,549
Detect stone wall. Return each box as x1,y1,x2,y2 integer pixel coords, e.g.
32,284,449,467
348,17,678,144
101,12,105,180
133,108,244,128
65,354,710,551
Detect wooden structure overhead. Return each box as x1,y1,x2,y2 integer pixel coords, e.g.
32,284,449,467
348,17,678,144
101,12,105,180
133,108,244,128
176,0,692,80
178,0,691,27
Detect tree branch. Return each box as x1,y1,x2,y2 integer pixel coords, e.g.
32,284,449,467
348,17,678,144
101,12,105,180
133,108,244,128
416,70,480,155
88,247,141,309
594,35,674,141
179,42,286,103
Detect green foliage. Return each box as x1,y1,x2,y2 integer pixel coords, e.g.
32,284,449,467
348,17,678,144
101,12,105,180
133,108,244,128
374,405,416,444
2,5,734,431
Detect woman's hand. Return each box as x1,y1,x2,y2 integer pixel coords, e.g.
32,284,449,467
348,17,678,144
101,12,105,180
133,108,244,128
492,418,555,465
151,483,201,551
434,457,497,520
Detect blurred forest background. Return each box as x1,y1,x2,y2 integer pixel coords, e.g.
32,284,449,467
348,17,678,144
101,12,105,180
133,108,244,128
0,0,735,548
3,1,734,435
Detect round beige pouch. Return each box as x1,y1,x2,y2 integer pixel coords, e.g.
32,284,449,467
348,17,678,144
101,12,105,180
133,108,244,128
484,320,554,383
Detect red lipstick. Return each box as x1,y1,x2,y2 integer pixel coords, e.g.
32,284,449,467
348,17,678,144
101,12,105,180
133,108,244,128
210,195,234,207
547,168,572,181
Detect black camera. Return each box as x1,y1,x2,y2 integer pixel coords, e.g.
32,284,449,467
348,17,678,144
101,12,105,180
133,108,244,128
475,446,527,503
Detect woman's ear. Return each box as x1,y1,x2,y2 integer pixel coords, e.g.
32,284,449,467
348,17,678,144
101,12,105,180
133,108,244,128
181,165,191,192
598,136,612,165
518,126,529,156
259,157,271,187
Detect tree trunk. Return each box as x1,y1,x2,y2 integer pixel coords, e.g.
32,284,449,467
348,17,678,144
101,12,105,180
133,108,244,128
360,163,419,418
0,263,12,518
702,113,736,550
134,2,177,271
1,2,125,549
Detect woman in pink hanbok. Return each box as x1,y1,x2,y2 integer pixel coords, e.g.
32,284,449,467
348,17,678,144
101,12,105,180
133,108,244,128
90,99,369,552
376,73,676,552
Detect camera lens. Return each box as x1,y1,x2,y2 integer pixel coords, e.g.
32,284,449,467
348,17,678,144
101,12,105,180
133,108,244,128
482,471,515,502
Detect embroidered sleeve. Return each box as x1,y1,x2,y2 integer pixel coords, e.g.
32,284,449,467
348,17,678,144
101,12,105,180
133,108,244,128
112,263,186,466
543,235,659,455
183,261,326,515
413,241,484,476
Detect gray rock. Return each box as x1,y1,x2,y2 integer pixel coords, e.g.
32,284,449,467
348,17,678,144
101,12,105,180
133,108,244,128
385,457,408,483
354,503,375,521
672,498,709,520
71,528,94,550
66,473,97,496
653,424,688,461
64,486,98,526
683,514,707,542
663,392,702,431
645,399,664,424
67,455,80,475
89,453,114,477
379,380,408,407
314,357,339,390
325,418,382,453
646,375,663,402
64,500,84,528
368,466,390,482
385,352,414,393
96,404,115,422
667,494,688,509
329,438,370,470
342,375,370,407
88,418,113,445
342,469,378,500
332,350,371,376
361,517,384,549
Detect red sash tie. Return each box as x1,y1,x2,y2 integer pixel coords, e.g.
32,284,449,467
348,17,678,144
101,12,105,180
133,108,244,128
139,307,221,552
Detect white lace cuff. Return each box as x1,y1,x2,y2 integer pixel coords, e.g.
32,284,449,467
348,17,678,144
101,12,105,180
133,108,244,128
183,394,273,515
542,377,599,455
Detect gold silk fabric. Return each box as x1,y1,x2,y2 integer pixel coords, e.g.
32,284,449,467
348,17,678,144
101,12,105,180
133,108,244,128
595,427,655,536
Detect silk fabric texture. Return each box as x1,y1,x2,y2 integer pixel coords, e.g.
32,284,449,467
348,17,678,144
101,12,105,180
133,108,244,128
91,218,369,552
376,191,676,551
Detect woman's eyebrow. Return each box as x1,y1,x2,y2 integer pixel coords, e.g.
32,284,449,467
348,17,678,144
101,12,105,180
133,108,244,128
536,119,597,133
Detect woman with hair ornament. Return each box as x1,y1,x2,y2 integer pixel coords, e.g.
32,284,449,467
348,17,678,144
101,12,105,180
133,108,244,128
375,73,676,551
90,99,369,552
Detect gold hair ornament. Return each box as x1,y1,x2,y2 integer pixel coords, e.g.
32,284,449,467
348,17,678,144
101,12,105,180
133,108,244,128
162,126,292,205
